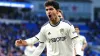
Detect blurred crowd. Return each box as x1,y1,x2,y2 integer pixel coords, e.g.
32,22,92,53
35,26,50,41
0,7,35,20
0,20,48,56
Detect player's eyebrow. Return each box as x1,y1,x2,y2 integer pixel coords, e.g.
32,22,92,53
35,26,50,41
46,8,53,11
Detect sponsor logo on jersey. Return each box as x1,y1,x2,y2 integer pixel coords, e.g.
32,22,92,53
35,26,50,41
49,36,66,43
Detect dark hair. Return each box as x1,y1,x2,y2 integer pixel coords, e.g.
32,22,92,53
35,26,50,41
59,10,63,14
58,10,63,17
74,26,80,29
44,0,60,10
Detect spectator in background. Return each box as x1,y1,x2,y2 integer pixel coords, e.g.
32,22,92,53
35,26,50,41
74,26,87,56
58,10,64,19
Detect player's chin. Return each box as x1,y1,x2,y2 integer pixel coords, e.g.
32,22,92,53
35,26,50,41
49,18,53,20
49,18,55,21
48,16,55,21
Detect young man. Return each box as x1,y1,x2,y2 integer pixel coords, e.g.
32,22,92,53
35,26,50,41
15,1,78,56
74,26,87,56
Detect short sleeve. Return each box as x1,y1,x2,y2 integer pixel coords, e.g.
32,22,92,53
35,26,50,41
83,36,87,44
36,27,47,43
25,37,38,45
69,25,78,39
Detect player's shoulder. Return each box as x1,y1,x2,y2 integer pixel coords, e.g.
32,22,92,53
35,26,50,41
41,21,49,29
79,35,86,38
61,20,74,29
61,19,73,26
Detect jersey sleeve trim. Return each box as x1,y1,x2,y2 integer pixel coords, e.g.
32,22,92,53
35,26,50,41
39,41,44,43
35,37,39,40
62,20,72,26
71,36,78,39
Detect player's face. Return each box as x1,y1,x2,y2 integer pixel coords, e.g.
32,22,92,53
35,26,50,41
75,28,80,34
45,6,59,21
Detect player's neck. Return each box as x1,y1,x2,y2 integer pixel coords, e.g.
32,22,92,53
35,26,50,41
50,17,60,26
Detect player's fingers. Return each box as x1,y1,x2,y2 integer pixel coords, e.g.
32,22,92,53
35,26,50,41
16,39,22,43
15,40,21,46
15,40,19,46
19,39,22,43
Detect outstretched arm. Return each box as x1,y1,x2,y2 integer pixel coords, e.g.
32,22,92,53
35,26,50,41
15,39,27,46
15,37,39,46
25,37,39,45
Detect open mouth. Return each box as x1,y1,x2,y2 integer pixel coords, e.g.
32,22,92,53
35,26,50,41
48,15,51,18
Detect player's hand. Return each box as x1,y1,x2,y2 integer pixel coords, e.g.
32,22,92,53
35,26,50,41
15,39,23,46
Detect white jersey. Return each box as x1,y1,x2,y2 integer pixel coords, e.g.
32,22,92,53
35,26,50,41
35,20,77,56
75,35,87,56
24,46,36,56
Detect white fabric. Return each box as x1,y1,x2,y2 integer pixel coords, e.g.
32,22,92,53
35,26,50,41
35,21,77,56
24,46,36,56
25,37,39,45
32,43,45,56
75,35,87,56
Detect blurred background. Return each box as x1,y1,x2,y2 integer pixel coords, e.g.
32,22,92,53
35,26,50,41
0,0,100,56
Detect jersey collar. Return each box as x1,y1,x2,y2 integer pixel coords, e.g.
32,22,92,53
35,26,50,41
49,19,61,27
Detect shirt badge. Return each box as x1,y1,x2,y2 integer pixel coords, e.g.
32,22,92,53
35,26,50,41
60,28,64,34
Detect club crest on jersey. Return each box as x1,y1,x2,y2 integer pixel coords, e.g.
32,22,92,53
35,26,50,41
60,28,64,34
48,32,51,35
